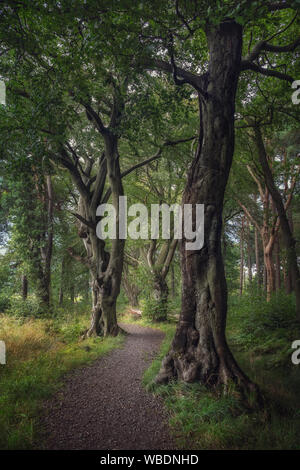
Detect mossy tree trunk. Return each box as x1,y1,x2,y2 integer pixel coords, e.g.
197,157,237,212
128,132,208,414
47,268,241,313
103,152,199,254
156,21,258,397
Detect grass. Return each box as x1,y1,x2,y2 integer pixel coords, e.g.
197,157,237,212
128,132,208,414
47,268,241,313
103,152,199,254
136,292,300,450
0,311,125,450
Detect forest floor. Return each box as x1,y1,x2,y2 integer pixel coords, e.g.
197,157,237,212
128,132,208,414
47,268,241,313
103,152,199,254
37,323,176,450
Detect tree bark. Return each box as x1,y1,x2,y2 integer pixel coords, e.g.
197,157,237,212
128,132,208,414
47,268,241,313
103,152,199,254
240,216,244,296
171,263,175,298
153,274,169,321
30,174,54,309
59,257,65,305
247,219,252,285
255,227,262,288
76,132,124,338
70,284,75,304
122,266,140,307
156,21,258,398
22,275,28,300
275,235,281,291
146,238,177,321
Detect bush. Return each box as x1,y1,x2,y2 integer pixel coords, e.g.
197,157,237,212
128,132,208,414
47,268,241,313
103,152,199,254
7,295,46,318
229,290,297,333
227,290,298,368
142,296,168,322
0,293,11,312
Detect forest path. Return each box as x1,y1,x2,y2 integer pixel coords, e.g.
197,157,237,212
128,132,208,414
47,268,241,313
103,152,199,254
38,323,176,450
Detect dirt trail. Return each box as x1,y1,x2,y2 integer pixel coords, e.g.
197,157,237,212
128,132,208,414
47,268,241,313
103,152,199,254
38,323,176,450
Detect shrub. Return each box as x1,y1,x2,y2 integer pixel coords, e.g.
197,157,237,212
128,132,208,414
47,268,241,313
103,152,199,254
227,290,298,368
142,296,168,322
0,293,11,312
7,295,46,318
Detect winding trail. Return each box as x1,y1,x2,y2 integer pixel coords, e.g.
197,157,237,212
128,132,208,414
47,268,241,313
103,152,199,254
38,323,176,450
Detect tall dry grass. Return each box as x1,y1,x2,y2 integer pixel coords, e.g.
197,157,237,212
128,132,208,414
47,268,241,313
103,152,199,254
0,315,61,364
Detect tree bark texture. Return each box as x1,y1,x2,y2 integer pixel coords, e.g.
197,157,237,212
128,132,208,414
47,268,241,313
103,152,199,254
156,21,258,398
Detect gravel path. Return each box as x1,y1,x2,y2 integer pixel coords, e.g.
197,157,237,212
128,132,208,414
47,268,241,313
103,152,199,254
38,323,176,450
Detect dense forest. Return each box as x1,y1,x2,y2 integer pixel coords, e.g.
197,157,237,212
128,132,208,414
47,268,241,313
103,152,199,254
0,0,299,453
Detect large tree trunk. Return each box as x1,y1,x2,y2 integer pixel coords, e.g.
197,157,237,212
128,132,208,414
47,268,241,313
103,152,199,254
146,238,177,321
153,274,169,321
156,21,258,398
86,267,121,337
80,133,124,338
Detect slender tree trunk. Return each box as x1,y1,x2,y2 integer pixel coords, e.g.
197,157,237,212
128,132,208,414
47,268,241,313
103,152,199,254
264,245,275,301
59,257,65,305
43,175,54,306
255,227,262,288
59,288,63,305
286,208,294,293
31,174,54,309
70,284,75,304
171,263,175,298
22,275,28,300
263,264,267,293
247,219,252,285
156,21,258,398
122,264,140,307
261,188,276,301
240,216,244,296
275,235,281,291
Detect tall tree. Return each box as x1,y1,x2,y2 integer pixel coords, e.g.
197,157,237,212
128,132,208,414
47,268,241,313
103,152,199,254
140,1,299,395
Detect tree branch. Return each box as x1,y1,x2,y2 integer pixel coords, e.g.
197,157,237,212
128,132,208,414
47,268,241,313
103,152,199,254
240,60,294,82
71,212,95,230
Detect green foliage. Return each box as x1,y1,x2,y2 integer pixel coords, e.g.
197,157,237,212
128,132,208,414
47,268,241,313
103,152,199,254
6,295,45,319
142,296,168,322
0,292,11,312
228,291,298,368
